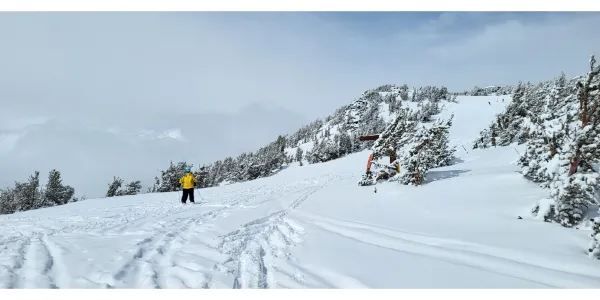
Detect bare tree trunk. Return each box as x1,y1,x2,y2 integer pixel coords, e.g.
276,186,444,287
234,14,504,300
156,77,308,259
549,142,557,159
568,148,581,176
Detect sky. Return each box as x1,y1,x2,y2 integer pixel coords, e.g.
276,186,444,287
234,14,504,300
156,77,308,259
1,12,600,197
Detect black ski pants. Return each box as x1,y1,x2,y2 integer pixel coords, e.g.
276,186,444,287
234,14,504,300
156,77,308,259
181,188,195,203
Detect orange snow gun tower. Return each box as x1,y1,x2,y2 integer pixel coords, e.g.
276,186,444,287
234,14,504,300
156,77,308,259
366,153,374,174
358,134,380,174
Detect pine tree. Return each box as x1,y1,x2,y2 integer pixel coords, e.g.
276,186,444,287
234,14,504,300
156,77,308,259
519,137,552,183
417,100,441,122
337,132,353,157
398,84,409,101
400,151,427,185
149,176,160,193
426,117,455,167
44,169,74,205
194,167,209,188
121,181,142,196
373,109,416,158
295,147,304,165
552,56,600,227
1,170,74,214
14,172,42,211
398,118,455,185
157,162,193,192
555,173,599,227
106,177,123,197
307,138,339,163
0,188,16,214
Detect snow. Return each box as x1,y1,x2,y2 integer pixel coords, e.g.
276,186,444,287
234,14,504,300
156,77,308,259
1,95,600,288
378,102,395,123
402,101,420,112
440,95,511,154
284,141,315,158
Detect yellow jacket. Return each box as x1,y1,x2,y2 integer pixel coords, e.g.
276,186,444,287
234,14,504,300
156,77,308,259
179,173,196,189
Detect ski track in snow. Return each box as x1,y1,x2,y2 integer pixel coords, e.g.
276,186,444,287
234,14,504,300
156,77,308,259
299,212,600,288
2,233,59,289
0,174,335,288
218,186,321,288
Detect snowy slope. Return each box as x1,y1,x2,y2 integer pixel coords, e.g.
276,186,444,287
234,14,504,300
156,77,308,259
1,96,600,288
440,95,511,151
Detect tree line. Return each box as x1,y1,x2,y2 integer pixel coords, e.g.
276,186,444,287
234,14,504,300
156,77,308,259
0,169,77,215
474,56,600,259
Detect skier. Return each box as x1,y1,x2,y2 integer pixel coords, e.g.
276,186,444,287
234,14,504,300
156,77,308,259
179,166,196,204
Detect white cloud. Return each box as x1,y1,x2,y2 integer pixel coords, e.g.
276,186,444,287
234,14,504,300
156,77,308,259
1,12,599,197
138,128,186,142
157,129,185,141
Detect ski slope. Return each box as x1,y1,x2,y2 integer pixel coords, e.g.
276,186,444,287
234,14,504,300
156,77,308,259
1,95,600,288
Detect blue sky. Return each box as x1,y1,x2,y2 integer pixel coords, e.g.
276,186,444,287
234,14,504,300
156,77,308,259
1,12,599,196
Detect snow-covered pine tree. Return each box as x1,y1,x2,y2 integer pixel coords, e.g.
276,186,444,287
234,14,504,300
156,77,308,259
44,169,75,205
336,132,354,157
398,84,410,101
295,147,304,165
149,176,161,192
427,116,456,167
121,181,142,196
157,161,193,192
552,56,600,227
194,166,209,188
0,171,69,214
473,127,492,149
268,135,288,170
107,177,143,196
398,118,455,185
554,173,599,227
400,150,427,185
416,100,441,122
0,188,16,214
372,108,416,158
106,176,123,197
13,172,43,211
519,131,554,184
518,74,578,185
461,86,513,96
499,83,531,145
307,138,339,163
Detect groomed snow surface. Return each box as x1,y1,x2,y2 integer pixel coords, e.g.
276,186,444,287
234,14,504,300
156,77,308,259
1,96,600,288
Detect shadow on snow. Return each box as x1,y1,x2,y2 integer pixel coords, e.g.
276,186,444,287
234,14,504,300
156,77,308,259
424,169,470,184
